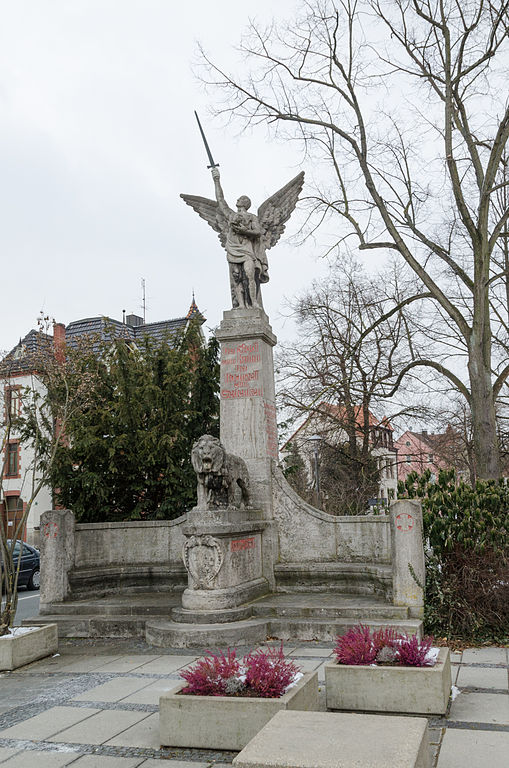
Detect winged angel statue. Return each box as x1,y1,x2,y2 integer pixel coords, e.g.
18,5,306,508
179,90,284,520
181,168,304,309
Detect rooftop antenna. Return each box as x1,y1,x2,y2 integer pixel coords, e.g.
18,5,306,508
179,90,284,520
141,278,146,324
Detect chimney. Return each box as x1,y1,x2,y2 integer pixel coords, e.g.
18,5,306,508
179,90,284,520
125,313,144,327
53,322,66,364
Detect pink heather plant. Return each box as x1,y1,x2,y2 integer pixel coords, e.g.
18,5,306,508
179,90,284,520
334,624,378,665
372,627,400,652
334,625,435,668
180,644,300,698
396,634,435,667
179,648,241,696
244,644,300,698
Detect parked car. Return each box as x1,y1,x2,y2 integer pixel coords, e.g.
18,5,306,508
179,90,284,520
0,541,40,590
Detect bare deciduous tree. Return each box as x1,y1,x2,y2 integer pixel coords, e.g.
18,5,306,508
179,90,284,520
278,257,430,512
202,0,509,478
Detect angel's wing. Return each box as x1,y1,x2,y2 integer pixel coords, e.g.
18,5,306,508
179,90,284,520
180,194,229,249
257,171,305,251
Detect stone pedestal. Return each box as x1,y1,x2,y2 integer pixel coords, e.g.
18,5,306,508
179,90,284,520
176,508,269,621
390,499,425,618
216,308,278,517
39,509,75,610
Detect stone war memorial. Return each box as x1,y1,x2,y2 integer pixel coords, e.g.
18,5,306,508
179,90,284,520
35,146,426,649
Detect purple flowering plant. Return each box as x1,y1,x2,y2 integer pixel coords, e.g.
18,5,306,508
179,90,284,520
179,643,300,697
334,624,435,667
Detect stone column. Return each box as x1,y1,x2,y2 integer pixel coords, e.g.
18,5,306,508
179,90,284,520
215,307,279,591
39,509,75,609
389,499,425,618
216,307,278,516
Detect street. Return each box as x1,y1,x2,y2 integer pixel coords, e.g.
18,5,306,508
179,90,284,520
12,591,40,625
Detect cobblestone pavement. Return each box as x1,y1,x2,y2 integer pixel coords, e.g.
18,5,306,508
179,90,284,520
0,639,507,767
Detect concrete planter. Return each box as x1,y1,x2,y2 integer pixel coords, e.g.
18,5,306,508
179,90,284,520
160,671,319,751
325,647,451,715
0,624,58,671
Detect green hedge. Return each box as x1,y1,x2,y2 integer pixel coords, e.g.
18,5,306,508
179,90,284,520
399,470,509,643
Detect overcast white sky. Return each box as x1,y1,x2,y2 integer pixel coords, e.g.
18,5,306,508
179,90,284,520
0,0,335,352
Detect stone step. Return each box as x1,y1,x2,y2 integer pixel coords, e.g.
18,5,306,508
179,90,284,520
251,600,409,621
24,614,154,639
268,617,423,643
273,562,392,598
39,599,175,617
27,611,422,644
146,618,269,648
22,614,94,638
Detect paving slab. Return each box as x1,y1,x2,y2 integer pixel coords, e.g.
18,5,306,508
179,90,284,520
0,749,19,763
127,656,198,675
121,679,176,705
47,710,151,745
71,755,145,767
448,691,509,724
104,712,159,749
456,664,508,689
21,655,122,674
437,728,509,768
73,676,159,703
0,706,100,740
233,710,429,768
91,656,161,673
1,749,81,766
461,648,508,664
288,658,322,674
289,647,333,658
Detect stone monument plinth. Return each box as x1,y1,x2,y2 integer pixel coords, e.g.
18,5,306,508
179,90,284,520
174,507,269,622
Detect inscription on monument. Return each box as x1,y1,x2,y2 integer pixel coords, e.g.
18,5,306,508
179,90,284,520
221,341,263,399
231,536,255,552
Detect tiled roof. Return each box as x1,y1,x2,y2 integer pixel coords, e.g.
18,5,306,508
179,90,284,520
0,330,53,375
2,299,204,371
65,300,204,348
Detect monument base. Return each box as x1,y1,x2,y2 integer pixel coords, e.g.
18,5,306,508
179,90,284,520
145,617,269,648
180,507,269,613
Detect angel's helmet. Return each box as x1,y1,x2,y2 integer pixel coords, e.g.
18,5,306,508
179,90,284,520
236,195,251,211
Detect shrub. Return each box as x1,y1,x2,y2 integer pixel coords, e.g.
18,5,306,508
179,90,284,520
334,624,378,665
399,469,509,643
179,648,241,696
244,645,300,698
396,634,434,667
180,645,299,698
334,625,435,667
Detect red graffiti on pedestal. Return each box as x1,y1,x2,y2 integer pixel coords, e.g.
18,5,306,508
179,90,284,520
395,513,414,532
43,522,59,538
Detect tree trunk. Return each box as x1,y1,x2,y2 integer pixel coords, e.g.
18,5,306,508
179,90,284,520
468,344,500,480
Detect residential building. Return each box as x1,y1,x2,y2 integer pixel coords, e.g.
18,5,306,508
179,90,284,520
281,402,398,509
394,426,466,483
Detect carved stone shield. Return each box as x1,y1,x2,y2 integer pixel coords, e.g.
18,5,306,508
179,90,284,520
182,535,224,590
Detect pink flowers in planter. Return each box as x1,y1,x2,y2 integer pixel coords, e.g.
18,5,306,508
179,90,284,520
334,624,436,667
180,644,301,698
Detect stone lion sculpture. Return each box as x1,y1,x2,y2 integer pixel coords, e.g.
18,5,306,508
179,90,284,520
191,434,250,509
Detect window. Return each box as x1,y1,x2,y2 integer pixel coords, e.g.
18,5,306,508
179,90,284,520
405,441,411,447
5,442,19,477
428,454,434,463
4,387,21,423
406,454,412,463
